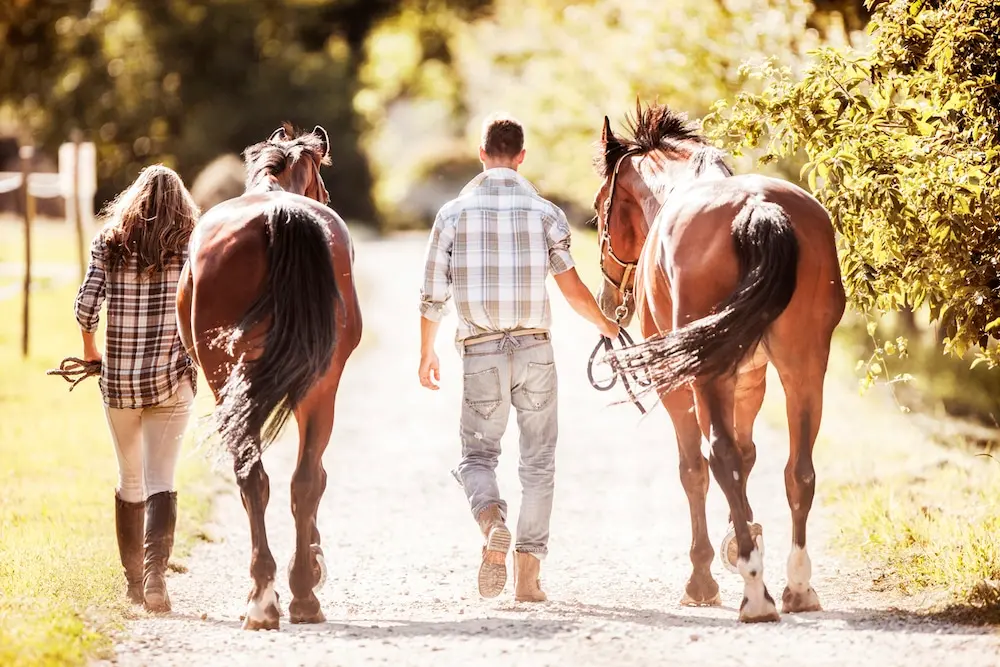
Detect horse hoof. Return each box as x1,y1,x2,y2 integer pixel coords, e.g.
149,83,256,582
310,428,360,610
243,617,278,630
243,582,281,630
289,595,326,624
782,585,822,614
289,608,327,624
739,590,780,623
679,576,721,607
288,544,328,593
720,523,764,574
680,590,722,607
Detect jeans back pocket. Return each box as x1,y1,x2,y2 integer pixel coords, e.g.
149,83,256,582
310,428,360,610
463,367,503,419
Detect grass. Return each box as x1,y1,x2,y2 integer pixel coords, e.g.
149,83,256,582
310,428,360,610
0,215,92,267
0,272,218,665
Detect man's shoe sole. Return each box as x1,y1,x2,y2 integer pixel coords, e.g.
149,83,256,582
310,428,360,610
478,524,511,598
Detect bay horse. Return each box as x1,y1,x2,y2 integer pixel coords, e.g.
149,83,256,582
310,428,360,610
593,103,845,622
177,124,362,630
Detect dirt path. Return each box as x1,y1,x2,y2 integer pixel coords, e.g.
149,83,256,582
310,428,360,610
109,234,998,666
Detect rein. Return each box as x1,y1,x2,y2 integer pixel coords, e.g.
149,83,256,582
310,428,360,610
587,325,651,415
46,357,101,391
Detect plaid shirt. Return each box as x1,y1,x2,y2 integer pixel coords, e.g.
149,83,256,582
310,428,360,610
420,168,575,341
74,233,197,409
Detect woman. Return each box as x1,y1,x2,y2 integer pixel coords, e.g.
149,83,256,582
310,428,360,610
74,164,199,613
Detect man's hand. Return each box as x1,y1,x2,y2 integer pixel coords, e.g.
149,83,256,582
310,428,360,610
418,350,441,390
598,318,620,340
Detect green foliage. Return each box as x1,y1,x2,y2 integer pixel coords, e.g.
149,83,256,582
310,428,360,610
1,1,493,221
706,0,1000,368
356,0,836,227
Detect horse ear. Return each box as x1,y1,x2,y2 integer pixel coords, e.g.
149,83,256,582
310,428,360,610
269,126,287,142
312,125,330,158
601,116,617,147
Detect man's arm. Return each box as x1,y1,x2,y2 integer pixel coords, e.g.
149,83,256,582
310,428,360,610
553,268,619,339
418,210,455,390
419,316,442,390
544,208,619,339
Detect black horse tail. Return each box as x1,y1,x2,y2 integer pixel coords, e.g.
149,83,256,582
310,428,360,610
214,205,339,478
608,200,798,396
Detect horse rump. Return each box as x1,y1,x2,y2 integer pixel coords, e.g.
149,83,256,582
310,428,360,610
607,200,798,395
213,205,340,478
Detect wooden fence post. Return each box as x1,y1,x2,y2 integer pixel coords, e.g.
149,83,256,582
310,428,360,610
70,129,85,283
20,144,34,358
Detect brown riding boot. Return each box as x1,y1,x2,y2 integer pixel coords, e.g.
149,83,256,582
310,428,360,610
514,551,547,602
115,492,145,605
143,491,177,613
476,504,511,598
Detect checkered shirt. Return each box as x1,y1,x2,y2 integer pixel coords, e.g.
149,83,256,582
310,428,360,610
419,168,576,341
74,233,197,409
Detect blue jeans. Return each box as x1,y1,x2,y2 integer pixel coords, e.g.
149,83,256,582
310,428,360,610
453,333,558,558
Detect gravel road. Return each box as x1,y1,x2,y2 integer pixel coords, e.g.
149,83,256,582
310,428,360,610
107,234,999,667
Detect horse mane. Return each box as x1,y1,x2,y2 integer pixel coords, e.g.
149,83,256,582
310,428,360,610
243,122,331,192
596,101,732,178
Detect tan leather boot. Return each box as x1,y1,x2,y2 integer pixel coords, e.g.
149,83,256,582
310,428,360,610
476,504,510,598
514,551,547,602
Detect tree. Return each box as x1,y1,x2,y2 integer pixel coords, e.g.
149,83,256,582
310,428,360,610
705,0,1000,373
0,0,490,221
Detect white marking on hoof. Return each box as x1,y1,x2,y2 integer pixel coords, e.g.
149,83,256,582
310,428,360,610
720,523,764,574
738,547,779,623
782,545,822,613
786,545,812,595
244,581,279,630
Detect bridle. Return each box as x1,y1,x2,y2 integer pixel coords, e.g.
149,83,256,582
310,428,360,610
598,149,643,322
590,148,651,414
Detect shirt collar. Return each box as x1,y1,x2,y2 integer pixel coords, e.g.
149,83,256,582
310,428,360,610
461,167,539,195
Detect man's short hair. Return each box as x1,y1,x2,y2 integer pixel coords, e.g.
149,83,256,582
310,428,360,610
481,113,524,159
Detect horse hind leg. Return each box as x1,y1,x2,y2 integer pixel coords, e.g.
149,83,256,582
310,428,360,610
719,363,767,573
287,369,343,624
660,388,720,607
697,376,779,623
772,345,828,614
239,457,281,630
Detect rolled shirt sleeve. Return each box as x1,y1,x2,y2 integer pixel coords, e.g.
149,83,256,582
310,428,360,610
74,234,108,333
544,207,576,275
419,209,456,321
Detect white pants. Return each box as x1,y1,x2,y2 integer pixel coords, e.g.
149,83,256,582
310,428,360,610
104,378,195,503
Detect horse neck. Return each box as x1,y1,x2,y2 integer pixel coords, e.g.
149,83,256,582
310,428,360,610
248,172,285,195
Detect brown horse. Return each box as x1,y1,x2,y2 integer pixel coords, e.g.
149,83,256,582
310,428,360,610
592,103,845,623
177,124,362,630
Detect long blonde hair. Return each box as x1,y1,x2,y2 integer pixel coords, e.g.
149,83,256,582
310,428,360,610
99,164,199,274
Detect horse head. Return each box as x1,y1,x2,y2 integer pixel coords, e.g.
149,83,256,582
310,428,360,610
243,124,332,205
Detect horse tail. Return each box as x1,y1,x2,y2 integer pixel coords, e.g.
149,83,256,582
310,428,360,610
608,200,798,395
215,205,339,478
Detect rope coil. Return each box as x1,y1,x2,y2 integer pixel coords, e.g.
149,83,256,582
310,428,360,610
46,357,101,391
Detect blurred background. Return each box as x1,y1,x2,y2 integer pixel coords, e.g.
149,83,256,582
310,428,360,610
0,0,873,230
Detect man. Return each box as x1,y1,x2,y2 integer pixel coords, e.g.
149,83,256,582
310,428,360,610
418,112,619,601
